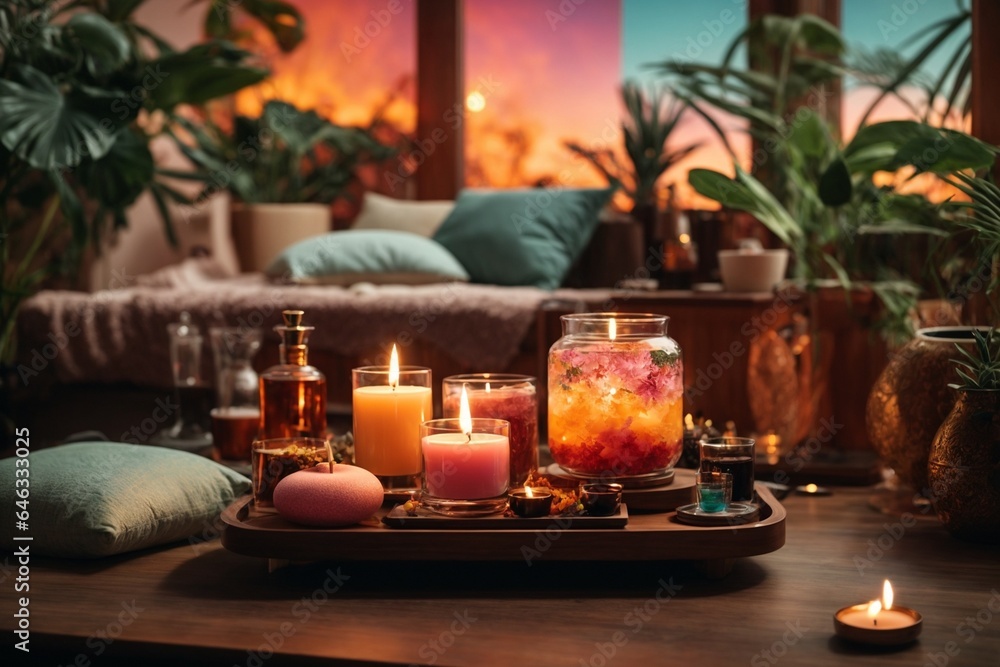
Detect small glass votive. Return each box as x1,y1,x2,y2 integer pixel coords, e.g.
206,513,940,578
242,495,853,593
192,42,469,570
696,471,732,513
442,374,538,487
421,418,510,516
699,436,756,502
352,365,432,491
580,483,623,516
508,487,553,518
251,437,328,509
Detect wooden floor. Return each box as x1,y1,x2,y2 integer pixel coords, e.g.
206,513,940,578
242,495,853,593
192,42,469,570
3,486,999,666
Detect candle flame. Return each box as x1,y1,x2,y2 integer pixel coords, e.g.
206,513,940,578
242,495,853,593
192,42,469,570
883,580,893,610
525,485,534,498
485,381,491,393
459,384,472,436
609,317,617,341
867,600,882,621
388,344,399,388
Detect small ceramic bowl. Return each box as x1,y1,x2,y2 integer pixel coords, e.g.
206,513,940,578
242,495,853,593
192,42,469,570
718,249,789,292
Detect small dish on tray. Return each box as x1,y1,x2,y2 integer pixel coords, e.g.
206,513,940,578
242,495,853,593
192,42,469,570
674,502,760,527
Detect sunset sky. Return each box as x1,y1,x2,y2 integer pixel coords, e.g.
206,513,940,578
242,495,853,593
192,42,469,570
235,0,964,208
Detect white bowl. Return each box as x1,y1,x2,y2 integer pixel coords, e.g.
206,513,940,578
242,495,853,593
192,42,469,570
717,249,789,292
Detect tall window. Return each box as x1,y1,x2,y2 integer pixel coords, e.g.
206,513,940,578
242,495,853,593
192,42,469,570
462,0,621,190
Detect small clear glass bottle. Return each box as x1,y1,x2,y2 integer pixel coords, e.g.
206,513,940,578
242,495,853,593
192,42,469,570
153,311,213,449
259,310,327,439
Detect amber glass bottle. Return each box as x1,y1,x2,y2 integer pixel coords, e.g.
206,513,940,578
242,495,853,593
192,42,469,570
259,310,327,439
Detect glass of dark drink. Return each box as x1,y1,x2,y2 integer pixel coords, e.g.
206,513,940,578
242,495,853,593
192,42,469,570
699,437,756,502
211,407,260,461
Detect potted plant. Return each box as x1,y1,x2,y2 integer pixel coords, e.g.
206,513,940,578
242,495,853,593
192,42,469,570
171,100,396,271
0,0,302,442
655,13,996,448
928,328,1000,543
564,81,699,284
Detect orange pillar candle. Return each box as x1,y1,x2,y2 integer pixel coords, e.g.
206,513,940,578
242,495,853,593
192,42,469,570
352,346,432,486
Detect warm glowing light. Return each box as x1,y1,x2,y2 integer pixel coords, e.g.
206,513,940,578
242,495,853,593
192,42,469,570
459,384,472,435
485,382,491,393
684,413,695,429
525,485,534,498
883,580,894,610
805,483,818,493
678,233,691,244
388,344,400,388
466,91,486,112
867,600,882,625
609,317,617,341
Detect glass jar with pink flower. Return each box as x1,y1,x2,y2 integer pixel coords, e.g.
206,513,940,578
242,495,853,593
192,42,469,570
548,313,683,481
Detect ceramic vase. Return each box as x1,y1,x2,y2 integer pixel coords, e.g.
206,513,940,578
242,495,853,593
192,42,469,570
866,327,986,493
928,389,1000,543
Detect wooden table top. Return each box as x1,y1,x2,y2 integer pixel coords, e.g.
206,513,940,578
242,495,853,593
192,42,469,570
4,486,999,666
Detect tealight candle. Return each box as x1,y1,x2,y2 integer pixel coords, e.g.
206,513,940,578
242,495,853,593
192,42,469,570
834,580,922,646
796,483,832,496
508,486,553,518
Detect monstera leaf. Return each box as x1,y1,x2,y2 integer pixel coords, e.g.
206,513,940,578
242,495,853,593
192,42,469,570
0,65,126,170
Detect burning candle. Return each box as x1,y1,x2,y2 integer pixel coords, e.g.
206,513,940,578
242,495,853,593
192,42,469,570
834,580,923,645
508,485,553,518
420,386,510,516
443,373,538,486
352,346,432,488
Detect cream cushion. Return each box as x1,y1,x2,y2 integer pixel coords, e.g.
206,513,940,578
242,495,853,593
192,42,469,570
351,192,455,238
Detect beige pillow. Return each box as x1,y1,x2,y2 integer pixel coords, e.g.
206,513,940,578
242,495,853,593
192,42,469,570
352,192,455,238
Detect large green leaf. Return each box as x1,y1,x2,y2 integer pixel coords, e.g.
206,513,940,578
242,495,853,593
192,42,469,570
844,120,936,159
76,129,154,210
689,168,759,211
146,41,269,110
205,0,305,53
786,109,830,160
0,65,122,169
65,13,130,77
893,130,996,174
818,157,851,207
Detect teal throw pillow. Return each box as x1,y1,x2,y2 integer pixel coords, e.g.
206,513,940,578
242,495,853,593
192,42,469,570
0,442,250,558
432,188,613,289
267,229,470,285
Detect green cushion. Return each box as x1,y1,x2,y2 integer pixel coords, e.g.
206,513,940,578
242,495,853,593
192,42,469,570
266,229,470,285
0,442,250,558
432,188,613,289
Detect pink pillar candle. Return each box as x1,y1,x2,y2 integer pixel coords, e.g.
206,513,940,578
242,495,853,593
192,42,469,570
422,432,510,500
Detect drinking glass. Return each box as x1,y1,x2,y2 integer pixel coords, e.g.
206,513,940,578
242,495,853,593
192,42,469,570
696,471,732,512
699,436,756,502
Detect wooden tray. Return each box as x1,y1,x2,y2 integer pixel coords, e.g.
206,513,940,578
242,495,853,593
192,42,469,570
221,484,785,573
382,504,628,529
539,465,696,512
